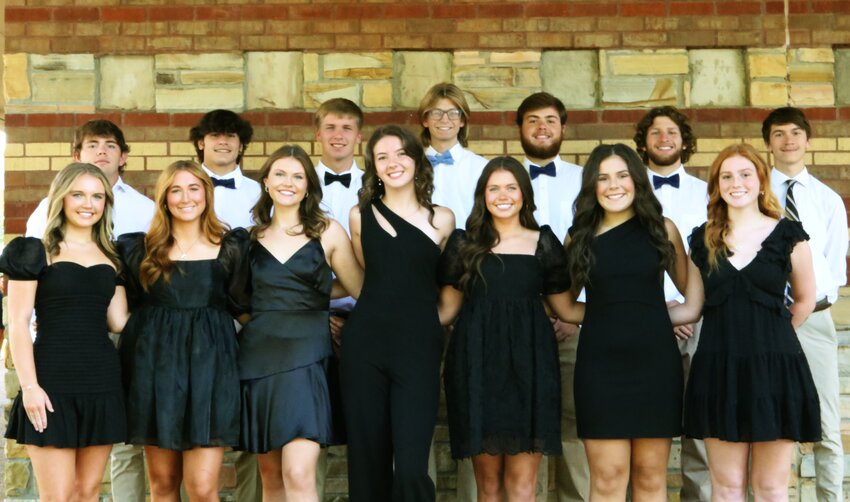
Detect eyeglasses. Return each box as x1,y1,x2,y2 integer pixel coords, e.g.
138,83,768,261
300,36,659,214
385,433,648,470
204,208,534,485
426,108,463,121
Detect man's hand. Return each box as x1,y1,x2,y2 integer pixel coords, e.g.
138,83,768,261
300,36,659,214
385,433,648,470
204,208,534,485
552,317,579,342
667,300,695,340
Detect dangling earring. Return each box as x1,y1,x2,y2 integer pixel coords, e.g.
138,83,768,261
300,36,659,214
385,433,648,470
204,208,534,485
264,185,269,193
377,179,383,187
304,192,309,198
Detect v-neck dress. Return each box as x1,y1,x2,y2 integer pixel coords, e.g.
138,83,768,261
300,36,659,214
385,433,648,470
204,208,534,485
238,238,337,452
685,220,821,442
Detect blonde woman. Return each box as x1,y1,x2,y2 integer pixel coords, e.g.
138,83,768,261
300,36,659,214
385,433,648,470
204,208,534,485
118,160,249,501
0,163,129,501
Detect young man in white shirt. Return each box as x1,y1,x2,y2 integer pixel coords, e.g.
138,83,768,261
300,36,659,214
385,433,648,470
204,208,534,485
764,107,847,502
518,92,586,502
418,82,488,229
25,119,154,502
189,109,261,229
634,106,709,502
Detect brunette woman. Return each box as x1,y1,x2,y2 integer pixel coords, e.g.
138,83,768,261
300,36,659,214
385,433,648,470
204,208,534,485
0,163,129,501
118,160,249,501
565,144,688,501
341,125,455,501
670,144,819,501
239,145,363,501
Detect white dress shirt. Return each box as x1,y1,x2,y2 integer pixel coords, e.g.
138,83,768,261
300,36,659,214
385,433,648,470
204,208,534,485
316,160,364,237
771,167,848,303
522,156,583,243
429,143,488,229
202,164,261,229
650,165,708,303
25,177,155,238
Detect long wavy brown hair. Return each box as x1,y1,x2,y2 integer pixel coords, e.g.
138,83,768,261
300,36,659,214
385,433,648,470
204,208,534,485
359,125,436,225
704,143,782,271
43,162,120,268
251,145,329,240
139,160,228,290
566,144,674,293
459,157,539,292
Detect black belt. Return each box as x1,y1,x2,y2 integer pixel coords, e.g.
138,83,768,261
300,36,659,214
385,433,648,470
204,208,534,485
813,298,832,313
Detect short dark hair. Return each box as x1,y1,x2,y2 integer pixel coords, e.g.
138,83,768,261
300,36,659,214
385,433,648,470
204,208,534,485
515,92,567,127
189,109,254,164
761,107,812,143
633,106,697,164
73,120,130,173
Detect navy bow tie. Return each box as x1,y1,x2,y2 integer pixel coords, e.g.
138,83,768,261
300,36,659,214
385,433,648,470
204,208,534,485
529,162,556,180
652,173,680,190
324,171,352,188
211,177,236,189
426,150,454,166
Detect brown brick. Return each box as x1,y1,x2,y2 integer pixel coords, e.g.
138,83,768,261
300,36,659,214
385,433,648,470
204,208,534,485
149,7,194,22
384,4,429,18
123,113,171,127
570,3,618,16
813,1,850,13
621,3,665,17
383,34,429,49
8,37,50,53
622,32,668,46
644,16,679,30
289,34,334,50
429,33,477,49
27,114,76,127
361,19,404,33
476,4,523,18
147,36,192,50
526,3,571,17
503,18,545,32
242,5,288,20
101,7,146,22
5,7,52,22
54,6,99,21
336,34,383,50
433,4,476,18
288,4,332,20
405,18,449,34
478,32,525,48
28,22,74,36
5,23,26,37
334,4,383,18
574,32,619,48
717,1,763,15
812,30,850,44
598,17,643,31
195,6,240,20
240,35,288,51
670,2,714,15
526,32,573,48
215,20,264,35
171,20,215,36
121,22,168,36
76,22,120,36
717,30,764,46
194,35,240,51
548,17,595,32
265,20,311,35
53,36,100,53
456,18,502,33
314,20,358,34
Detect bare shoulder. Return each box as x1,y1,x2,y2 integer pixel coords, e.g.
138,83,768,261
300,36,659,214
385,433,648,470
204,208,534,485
433,205,456,232
663,217,681,238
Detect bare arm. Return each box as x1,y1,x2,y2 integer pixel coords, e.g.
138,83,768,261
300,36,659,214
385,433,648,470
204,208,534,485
788,240,816,328
665,218,688,295
7,280,54,432
545,290,585,325
667,256,705,326
438,285,464,326
107,285,130,333
349,206,365,269
325,220,365,300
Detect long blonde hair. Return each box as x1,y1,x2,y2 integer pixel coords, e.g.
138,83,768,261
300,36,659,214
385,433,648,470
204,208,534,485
43,162,120,268
139,160,228,290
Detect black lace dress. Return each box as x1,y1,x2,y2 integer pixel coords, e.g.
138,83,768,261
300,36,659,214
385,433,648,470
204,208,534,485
438,226,568,458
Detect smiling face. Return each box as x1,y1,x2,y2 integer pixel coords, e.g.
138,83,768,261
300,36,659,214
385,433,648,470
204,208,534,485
484,169,523,221
766,122,809,174
198,132,241,173
422,97,465,148
520,106,565,162
595,155,636,217
264,157,309,209
63,173,107,230
644,115,684,170
74,135,127,185
166,170,207,223
373,135,416,190
718,154,761,210
316,113,362,167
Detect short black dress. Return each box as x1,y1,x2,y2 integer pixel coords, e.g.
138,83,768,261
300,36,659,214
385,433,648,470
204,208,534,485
685,220,821,442
0,237,126,447
239,239,336,453
574,217,683,438
117,230,250,450
439,226,568,458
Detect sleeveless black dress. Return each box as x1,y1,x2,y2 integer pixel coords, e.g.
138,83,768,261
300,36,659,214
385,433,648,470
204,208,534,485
239,238,336,453
0,237,126,447
685,220,821,442
117,230,250,450
340,199,443,502
573,217,683,438
438,226,568,459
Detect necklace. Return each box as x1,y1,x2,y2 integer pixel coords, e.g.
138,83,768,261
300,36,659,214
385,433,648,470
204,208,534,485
174,236,201,259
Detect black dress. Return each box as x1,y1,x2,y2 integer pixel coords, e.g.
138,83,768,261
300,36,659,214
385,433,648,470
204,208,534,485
117,230,249,450
439,227,567,459
574,217,683,438
0,237,127,447
340,199,443,502
239,238,336,453
685,220,821,442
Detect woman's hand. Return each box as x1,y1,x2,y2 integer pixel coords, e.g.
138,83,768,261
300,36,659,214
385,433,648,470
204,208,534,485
22,384,53,433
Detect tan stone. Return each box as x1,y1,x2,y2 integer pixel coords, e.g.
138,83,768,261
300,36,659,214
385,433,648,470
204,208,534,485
362,82,392,108
169,143,197,156
25,143,67,156
454,67,514,88
31,72,95,104
750,81,787,106
155,87,243,111
807,138,836,151
49,156,68,171
324,68,392,80
747,51,787,78
603,50,689,76
31,53,94,71
601,76,679,107
394,52,452,108
132,143,169,156
180,71,244,85
541,51,598,109
467,140,504,155
698,138,742,152
56,104,97,113
814,152,850,165
490,51,541,64
561,140,601,154
687,152,718,168
303,53,320,82
4,104,61,113
789,63,835,82
4,53,30,101
453,51,486,67
689,49,746,106
5,461,32,496
794,48,835,64
322,52,391,78
155,53,243,70
5,143,25,157
246,52,303,110
789,83,835,106
514,68,541,88
145,157,180,171
463,87,529,111
303,83,359,108
4,438,27,460
100,56,155,111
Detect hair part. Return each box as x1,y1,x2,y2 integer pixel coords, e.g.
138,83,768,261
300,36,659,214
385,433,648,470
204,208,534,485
418,83,473,148
761,106,812,143
251,145,329,241
189,109,254,165
566,143,674,293
515,92,567,127
43,162,120,269
314,98,364,130
703,143,782,271
139,160,228,290
72,120,130,175
633,106,697,165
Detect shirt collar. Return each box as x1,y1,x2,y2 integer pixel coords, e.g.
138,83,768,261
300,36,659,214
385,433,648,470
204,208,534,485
112,177,129,193
648,164,685,179
317,160,359,177
771,166,811,188
522,156,560,171
425,142,464,158
202,164,243,188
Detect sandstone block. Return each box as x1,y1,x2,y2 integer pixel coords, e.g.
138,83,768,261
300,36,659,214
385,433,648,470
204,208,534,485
790,83,835,106
100,56,155,110
514,68,541,88
25,143,66,156
689,49,746,106
322,52,392,80
303,53,319,82
789,63,835,82
155,53,243,71
561,140,601,154
5,143,25,157
749,81,787,106
454,67,513,88
5,439,27,459
747,49,787,78
180,71,244,85
794,48,835,64
32,72,95,104
394,52,452,108
245,52,302,110
602,49,689,76
814,152,850,165
303,83,359,108
169,143,197,156
31,54,94,71
467,141,504,155
490,51,541,64
541,50,598,109
362,82,392,109
464,87,529,111
6,157,50,171
453,51,486,67
836,49,850,105
601,76,679,107
5,461,32,497
807,138,836,151
4,54,30,101
156,87,243,111
698,138,741,152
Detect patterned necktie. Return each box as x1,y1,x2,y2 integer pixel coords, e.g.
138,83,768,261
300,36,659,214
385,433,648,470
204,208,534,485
426,150,454,166
211,177,236,189
324,171,352,188
529,162,556,180
784,179,799,304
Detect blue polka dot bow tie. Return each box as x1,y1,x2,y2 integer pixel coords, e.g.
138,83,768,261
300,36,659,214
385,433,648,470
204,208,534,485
652,173,680,189
426,150,454,166
529,162,556,180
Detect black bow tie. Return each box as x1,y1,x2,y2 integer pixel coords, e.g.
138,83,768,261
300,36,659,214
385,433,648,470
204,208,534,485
324,171,352,188
652,173,680,190
211,177,236,189
529,162,556,180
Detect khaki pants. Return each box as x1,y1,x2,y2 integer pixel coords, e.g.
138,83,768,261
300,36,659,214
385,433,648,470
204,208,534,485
234,451,262,502
552,332,589,502
678,321,710,502
110,443,146,502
